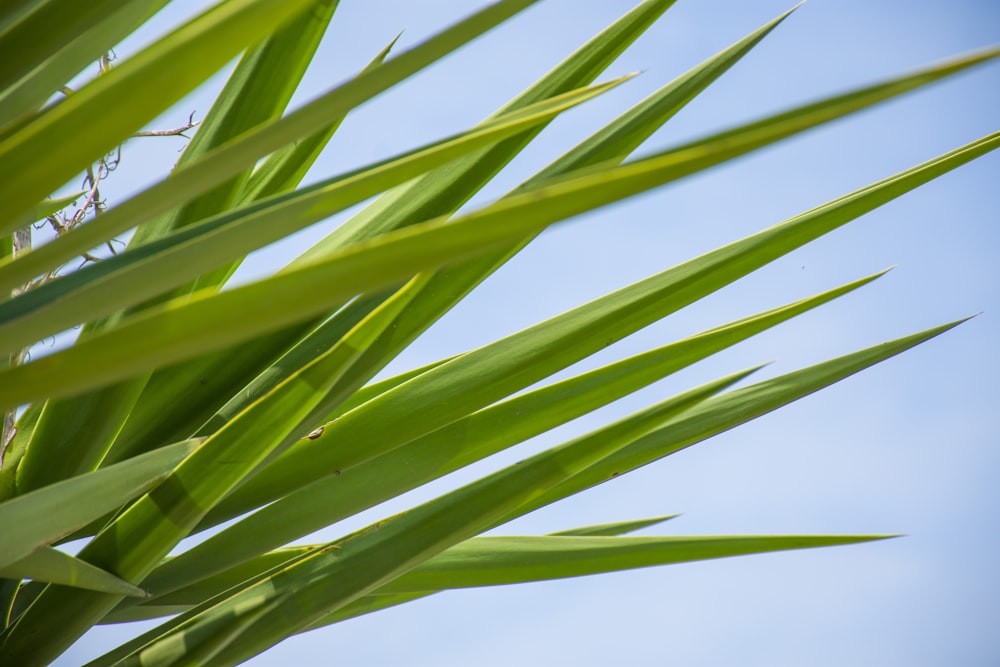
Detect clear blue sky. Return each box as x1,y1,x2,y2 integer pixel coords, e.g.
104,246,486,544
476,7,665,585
56,1,999,665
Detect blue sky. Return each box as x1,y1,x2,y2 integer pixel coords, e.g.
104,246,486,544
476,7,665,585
54,1,999,665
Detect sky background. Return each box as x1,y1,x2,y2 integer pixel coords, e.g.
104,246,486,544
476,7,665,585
51,1,999,665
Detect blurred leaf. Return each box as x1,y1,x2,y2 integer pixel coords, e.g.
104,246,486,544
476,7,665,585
0,0,319,232
7,6,393,498
125,0,341,257
91,11,998,473
97,0,681,465
5,126,992,413
0,2,993,664
25,192,87,224
187,4,801,474
0,1,170,128
0,78,627,354
236,32,402,204
0,0,546,292
0,0,159,92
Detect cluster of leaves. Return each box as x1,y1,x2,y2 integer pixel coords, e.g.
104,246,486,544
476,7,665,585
0,1,996,664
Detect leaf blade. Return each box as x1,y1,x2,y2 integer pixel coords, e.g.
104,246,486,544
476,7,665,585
0,547,147,598
0,78,628,354
0,0,319,232
105,370,751,666
0,438,200,569
514,320,970,520
154,272,881,596
3,128,993,413
0,0,546,290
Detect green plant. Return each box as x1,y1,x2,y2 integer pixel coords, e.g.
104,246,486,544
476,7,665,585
0,1,996,664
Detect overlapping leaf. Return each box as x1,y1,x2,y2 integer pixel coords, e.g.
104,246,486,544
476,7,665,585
0,79,627,356
0,1,170,128
89,315,956,655
0,548,147,598
0,0,546,292
90,370,750,666
98,0,682,465
2,129,994,415
0,439,200,569
0,1,993,664
0,272,428,660
10,0,342,497
0,0,320,232
136,272,881,601
178,5,798,460
203,131,998,523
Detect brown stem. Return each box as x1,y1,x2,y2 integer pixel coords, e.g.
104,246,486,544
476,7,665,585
133,112,199,138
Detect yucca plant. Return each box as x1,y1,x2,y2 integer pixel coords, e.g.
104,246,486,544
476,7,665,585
0,1,996,664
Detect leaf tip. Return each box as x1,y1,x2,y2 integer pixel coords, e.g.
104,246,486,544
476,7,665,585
878,264,897,277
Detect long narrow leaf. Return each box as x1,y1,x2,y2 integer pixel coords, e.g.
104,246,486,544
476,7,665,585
0,0,319,232
291,515,683,630
513,320,967,520
102,370,750,666
0,439,200,569
146,273,880,600
0,1,170,128
0,403,41,502
236,33,402,204
297,0,679,260
199,131,1000,520
201,513,684,599
0,548,147,598
0,0,544,291
2,128,993,414
0,79,628,354
193,5,798,459
94,16,999,466
293,533,887,633
0,271,426,663
349,534,892,594
0,0,153,91
551,515,680,537
10,22,401,495
92,0,681,463
103,516,679,622
125,0,340,257
10,0,335,459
